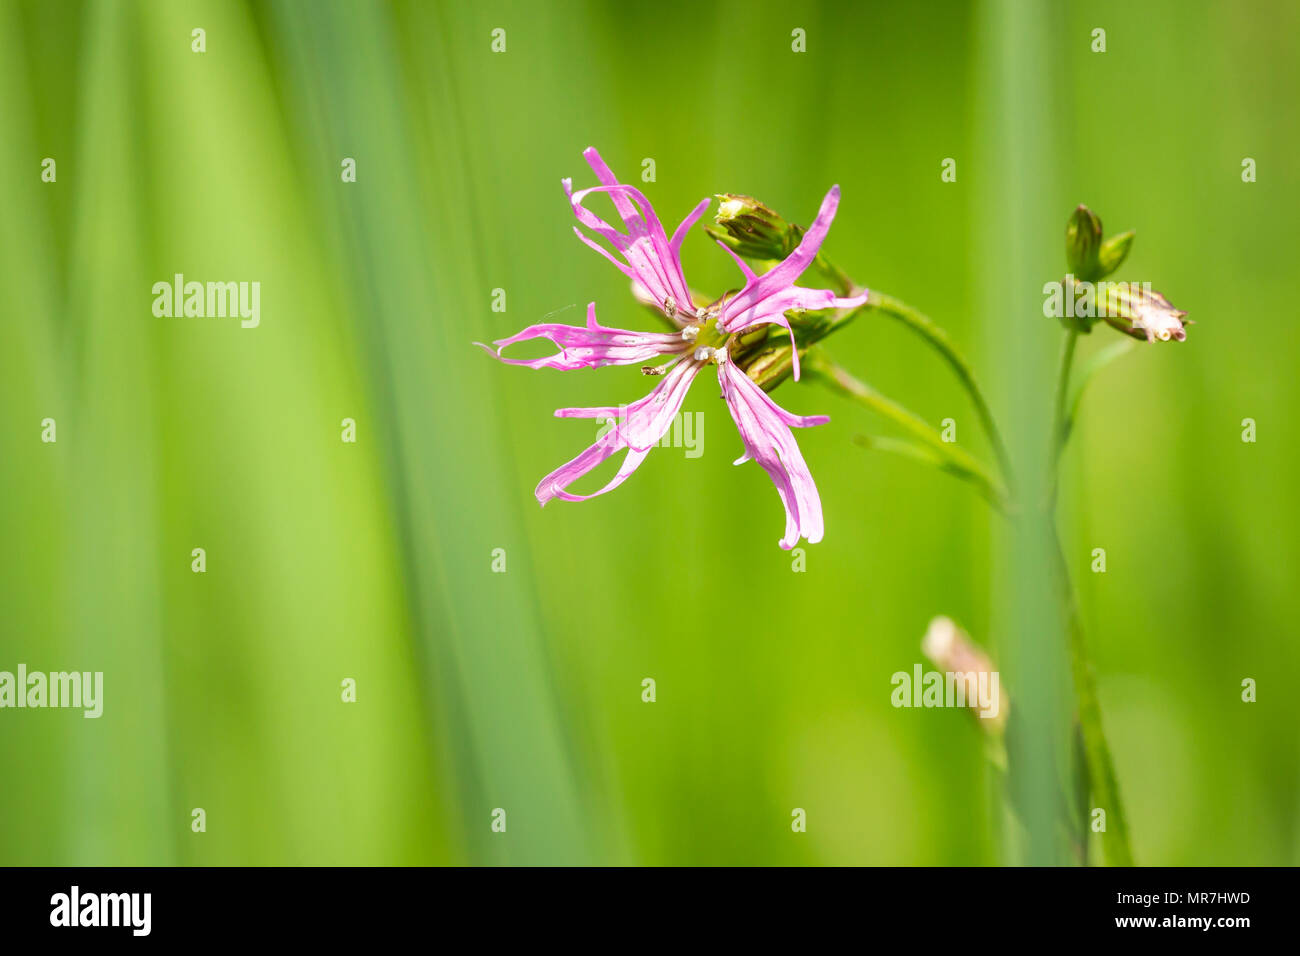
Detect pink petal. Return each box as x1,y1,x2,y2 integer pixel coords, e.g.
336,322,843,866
571,184,691,307
479,302,684,371
722,285,868,383
581,147,643,235
717,359,828,549
569,226,641,287
726,285,868,329
711,188,866,383
716,239,759,282
536,359,702,504
564,152,706,313
720,184,844,319
671,198,713,256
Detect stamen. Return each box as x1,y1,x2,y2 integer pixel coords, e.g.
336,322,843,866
680,326,699,342
664,296,677,319
714,345,729,365
693,346,714,362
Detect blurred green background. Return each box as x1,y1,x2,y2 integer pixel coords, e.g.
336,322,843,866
1,0,1296,865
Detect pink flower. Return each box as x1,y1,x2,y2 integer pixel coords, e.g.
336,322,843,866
479,148,866,549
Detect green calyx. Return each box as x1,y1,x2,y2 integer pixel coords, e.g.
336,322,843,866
1065,204,1135,283
706,194,801,261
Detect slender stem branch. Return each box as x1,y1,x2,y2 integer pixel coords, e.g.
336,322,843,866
1048,520,1134,866
1047,330,1079,509
1048,330,1134,866
873,291,1015,492
806,350,1010,513
816,286,1015,492
783,241,1130,865
1063,338,1135,447
814,250,855,298
754,262,1012,506
854,435,1010,516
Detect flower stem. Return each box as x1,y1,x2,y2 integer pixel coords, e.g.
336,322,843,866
1063,339,1135,451
871,292,1015,493
802,247,1130,865
1050,523,1134,866
816,286,1014,493
805,349,1010,514
1049,330,1135,866
1047,330,1079,509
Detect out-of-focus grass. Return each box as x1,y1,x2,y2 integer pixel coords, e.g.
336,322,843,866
0,0,1295,865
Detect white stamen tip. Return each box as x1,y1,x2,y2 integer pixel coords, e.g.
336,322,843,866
694,346,714,362
718,198,745,219
680,326,699,341
714,346,729,364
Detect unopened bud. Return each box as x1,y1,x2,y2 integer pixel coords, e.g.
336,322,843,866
921,616,1008,732
706,194,802,261
1066,205,1104,282
741,343,798,392
1097,230,1134,278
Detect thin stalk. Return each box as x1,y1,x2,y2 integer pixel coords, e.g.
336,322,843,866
1049,520,1134,867
811,282,1014,493
1047,330,1079,509
805,350,1010,513
756,227,1129,865
1063,338,1135,448
1048,330,1134,866
854,435,1010,516
870,291,1015,492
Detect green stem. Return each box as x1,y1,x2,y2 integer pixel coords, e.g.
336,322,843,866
870,291,1015,492
813,249,855,298
1047,330,1079,509
1063,338,1135,448
1049,330,1134,867
811,283,1014,493
750,262,1012,509
805,350,1010,514
1049,521,1134,866
763,238,1129,864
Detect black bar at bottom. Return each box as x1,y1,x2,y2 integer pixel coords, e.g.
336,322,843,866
0,865,1279,941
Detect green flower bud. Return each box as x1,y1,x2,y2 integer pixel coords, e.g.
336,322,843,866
1066,205,1137,281
740,343,798,392
727,323,771,364
1097,230,1135,278
1065,205,1104,282
706,194,802,261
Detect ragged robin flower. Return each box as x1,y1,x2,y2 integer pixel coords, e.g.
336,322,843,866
478,148,866,549
1063,205,1189,343
1101,282,1190,343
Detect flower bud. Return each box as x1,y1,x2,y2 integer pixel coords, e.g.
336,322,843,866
740,343,797,391
706,194,802,261
1066,205,1104,281
1100,282,1189,343
1097,230,1134,278
727,323,770,364
921,616,1008,732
